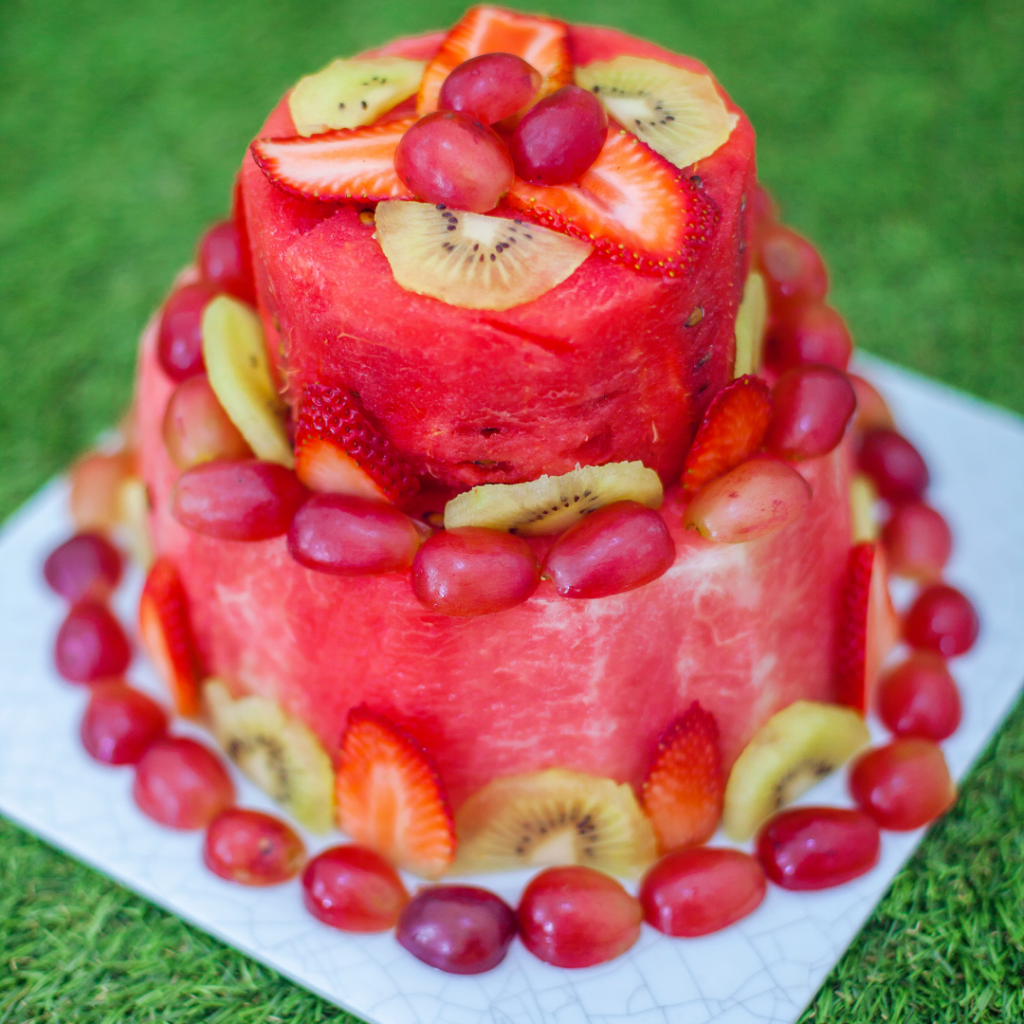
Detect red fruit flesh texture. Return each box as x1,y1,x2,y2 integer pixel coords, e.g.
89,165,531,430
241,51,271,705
302,844,409,932
157,283,214,382
876,652,962,741
44,532,123,602
857,428,929,502
882,501,952,581
240,24,756,489
412,527,540,615
849,739,956,831
171,459,307,541
640,848,766,936
55,601,131,684
765,364,857,461
162,374,252,470
756,807,881,890
542,501,675,599
518,866,642,968
80,682,168,765
768,303,852,372
438,52,542,124
203,808,306,885
904,583,979,657
198,219,256,304
510,85,607,185
132,737,235,830
397,886,517,975
394,111,514,213
758,225,828,308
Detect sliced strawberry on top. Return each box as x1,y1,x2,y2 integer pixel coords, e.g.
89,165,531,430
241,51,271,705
682,375,772,492
138,557,201,717
250,118,415,204
335,706,456,878
506,129,720,274
836,542,900,712
294,383,419,505
641,701,724,852
416,4,572,116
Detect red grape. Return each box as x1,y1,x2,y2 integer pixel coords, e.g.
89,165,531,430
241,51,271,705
412,527,539,616
204,808,305,885
162,375,251,470
80,682,168,765
44,532,123,603
198,219,256,304
288,493,421,575
541,501,675,599
397,886,517,974
510,85,607,185
157,283,215,382
769,303,852,371
857,428,929,501
55,600,131,684
171,459,306,541
765,364,857,460
758,225,828,308
849,739,956,831
904,583,979,657
517,865,642,969
133,737,235,829
394,111,514,213
848,374,894,433
439,53,542,124
640,848,766,937
302,844,409,932
756,807,880,890
876,652,961,741
882,501,952,581
69,451,135,532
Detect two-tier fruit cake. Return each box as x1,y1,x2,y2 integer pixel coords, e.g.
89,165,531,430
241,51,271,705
49,4,979,974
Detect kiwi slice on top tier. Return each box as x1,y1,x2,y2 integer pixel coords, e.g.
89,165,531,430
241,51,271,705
575,56,738,169
444,460,663,536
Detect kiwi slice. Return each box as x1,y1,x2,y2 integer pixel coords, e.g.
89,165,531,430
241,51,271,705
288,57,426,137
733,270,767,377
204,680,335,833
575,56,738,169
443,461,663,536
850,473,881,543
374,201,592,311
722,700,870,841
451,769,657,878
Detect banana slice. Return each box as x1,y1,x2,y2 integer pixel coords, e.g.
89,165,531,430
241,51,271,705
201,296,293,468
452,768,657,878
444,461,663,536
723,700,870,841
204,680,334,833
733,270,767,377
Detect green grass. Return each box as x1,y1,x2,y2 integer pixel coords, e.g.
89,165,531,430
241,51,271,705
1,0,1022,1020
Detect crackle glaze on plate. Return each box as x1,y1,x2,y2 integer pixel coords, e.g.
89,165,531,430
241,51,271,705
1,358,1023,1024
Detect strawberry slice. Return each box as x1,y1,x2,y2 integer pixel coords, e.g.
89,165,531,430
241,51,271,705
506,129,720,274
682,375,773,491
138,557,201,717
416,5,572,116
836,542,900,712
335,706,456,878
250,118,415,203
641,701,724,851
294,383,419,505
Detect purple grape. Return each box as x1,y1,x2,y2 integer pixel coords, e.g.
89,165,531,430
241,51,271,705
439,53,542,124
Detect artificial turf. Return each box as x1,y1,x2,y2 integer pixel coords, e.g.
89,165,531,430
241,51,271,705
1,0,1022,1020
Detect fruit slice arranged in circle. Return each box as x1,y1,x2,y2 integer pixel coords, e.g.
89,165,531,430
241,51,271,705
575,56,737,169
849,473,880,543
641,702,723,852
251,119,416,204
733,271,767,377
452,768,657,878
201,296,292,467
682,374,772,492
288,57,427,137
294,383,419,505
416,5,572,116
204,680,335,834
374,200,591,311
506,128,719,275
722,700,870,841
444,460,662,535
335,706,456,879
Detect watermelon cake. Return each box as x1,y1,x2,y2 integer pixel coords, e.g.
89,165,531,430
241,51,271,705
50,3,978,974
